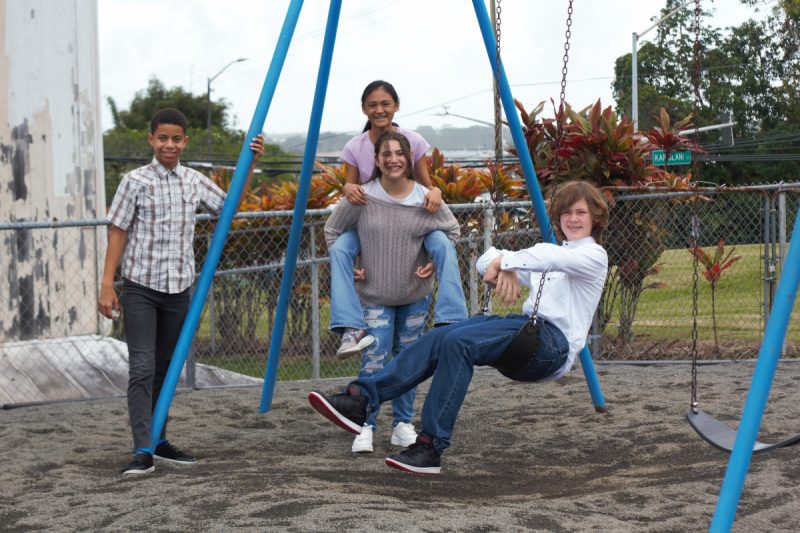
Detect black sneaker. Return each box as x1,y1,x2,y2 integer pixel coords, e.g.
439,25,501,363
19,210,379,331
122,452,154,475
154,441,196,465
385,435,441,475
308,386,367,435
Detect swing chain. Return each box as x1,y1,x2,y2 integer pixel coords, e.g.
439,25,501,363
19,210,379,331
531,0,575,318
690,213,700,411
523,0,572,327
546,0,574,242
492,0,503,205
691,0,703,127
558,0,573,113
481,0,503,316
689,0,702,412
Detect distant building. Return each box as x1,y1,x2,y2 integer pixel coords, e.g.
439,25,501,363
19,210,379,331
0,0,105,342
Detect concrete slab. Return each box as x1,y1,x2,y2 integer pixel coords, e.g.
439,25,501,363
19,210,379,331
0,335,262,407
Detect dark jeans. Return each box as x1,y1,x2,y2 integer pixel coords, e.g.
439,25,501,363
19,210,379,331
351,313,569,454
122,279,190,452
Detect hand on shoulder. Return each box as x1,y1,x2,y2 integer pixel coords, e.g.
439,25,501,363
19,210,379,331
423,187,442,213
343,182,367,205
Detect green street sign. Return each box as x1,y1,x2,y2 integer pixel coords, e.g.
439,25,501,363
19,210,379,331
651,149,691,166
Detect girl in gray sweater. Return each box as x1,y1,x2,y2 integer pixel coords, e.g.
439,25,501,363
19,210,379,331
324,132,461,454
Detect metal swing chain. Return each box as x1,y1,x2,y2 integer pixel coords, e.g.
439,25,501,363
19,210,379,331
481,0,503,315
482,1,573,321
523,0,574,324
493,0,503,181
549,0,573,213
690,0,702,412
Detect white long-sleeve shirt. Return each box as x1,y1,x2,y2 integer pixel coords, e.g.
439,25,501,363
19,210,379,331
476,237,608,380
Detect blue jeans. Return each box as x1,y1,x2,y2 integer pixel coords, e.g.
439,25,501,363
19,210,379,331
328,229,467,332
360,294,431,430
352,313,569,454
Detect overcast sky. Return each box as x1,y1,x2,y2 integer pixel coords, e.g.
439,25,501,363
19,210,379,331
98,0,766,136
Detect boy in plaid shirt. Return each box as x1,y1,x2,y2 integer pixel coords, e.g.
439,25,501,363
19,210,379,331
98,108,263,475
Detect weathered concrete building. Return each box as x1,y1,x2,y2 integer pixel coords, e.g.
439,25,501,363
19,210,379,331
1,0,105,342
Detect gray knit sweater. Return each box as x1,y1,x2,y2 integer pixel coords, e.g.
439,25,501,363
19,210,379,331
325,197,460,306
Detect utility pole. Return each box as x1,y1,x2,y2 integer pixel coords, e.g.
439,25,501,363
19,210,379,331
632,0,694,131
490,0,502,161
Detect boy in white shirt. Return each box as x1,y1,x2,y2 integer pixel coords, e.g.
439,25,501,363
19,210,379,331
310,180,609,475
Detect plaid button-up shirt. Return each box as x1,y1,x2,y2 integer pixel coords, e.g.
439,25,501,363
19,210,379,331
107,158,226,293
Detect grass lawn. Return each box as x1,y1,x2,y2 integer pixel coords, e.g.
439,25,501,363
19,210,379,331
626,242,767,342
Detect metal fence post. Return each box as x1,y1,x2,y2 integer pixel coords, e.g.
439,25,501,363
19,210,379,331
186,287,196,390
468,240,479,315
778,190,787,357
310,223,321,380
208,234,217,354
484,202,494,251
763,195,771,329
484,203,494,314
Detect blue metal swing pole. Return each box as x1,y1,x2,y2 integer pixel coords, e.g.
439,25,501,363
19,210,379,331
470,0,606,411
710,210,800,532
148,0,305,451
259,0,342,413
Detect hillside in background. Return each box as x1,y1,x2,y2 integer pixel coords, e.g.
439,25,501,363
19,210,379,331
267,124,511,156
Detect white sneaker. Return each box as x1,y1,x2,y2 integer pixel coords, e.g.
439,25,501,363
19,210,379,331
390,422,417,447
351,424,374,453
336,329,375,359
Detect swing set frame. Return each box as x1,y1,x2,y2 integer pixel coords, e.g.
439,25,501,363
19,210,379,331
143,2,799,530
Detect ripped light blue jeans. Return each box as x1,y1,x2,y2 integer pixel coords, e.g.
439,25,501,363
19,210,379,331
329,229,467,332
360,294,431,430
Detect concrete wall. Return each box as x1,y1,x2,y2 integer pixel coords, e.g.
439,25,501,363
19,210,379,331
0,0,105,341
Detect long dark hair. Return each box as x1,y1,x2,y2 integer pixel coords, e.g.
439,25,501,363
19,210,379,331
361,80,400,132
368,131,414,182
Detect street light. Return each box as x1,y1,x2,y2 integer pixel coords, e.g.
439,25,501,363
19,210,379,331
631,0,694,131
206,57,248,160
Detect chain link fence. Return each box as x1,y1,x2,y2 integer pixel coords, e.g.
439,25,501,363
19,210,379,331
2,184,799,405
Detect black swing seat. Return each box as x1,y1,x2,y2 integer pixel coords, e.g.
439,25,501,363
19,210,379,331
687,409,800,454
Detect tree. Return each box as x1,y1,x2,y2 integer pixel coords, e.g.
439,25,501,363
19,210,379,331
612,0,800,184
102,77,288,206
106,77,230,132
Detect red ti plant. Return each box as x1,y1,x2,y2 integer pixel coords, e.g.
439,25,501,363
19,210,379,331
511,99,558,180
643,108,705,169
687,239,742,351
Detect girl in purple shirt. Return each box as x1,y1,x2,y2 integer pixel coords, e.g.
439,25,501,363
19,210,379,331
329,81,468,358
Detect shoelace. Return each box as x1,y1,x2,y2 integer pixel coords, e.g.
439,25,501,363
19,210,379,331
403,442,430,457
338,394,363,410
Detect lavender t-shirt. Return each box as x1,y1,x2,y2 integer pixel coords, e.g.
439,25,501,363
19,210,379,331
341,127,430,183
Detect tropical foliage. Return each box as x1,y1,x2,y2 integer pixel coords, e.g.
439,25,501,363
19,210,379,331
687,239,742,351
103,77,289,207
612,0,800,185
513,99,706,351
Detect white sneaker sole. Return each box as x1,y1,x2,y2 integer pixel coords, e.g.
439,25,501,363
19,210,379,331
336,335,375,359
122,466,155,475
153,455,196,465
384,457,441,475
351,441,374,453
308,391,363,435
